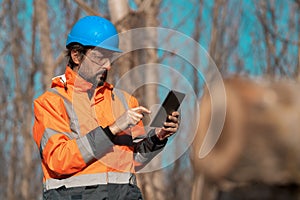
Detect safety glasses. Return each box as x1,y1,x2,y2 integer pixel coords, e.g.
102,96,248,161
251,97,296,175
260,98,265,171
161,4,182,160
84,48,115,66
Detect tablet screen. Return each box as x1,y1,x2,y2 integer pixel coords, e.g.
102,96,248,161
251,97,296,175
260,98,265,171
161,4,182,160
149,90,185,127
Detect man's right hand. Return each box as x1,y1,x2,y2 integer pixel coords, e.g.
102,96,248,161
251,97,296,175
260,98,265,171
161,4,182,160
109,106,151,135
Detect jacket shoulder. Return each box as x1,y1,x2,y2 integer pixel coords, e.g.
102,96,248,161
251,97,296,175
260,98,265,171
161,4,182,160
34,88,66,108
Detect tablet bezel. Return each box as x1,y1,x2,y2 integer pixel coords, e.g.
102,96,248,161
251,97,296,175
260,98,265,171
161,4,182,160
149,90,185,127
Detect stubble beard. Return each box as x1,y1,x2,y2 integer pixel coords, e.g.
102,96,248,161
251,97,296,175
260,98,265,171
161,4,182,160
97,69,108,87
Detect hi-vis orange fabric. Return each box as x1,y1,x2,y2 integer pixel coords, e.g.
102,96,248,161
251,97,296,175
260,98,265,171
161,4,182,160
33,66,158,191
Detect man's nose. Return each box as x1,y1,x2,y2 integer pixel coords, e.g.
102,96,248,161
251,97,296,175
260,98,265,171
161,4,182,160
102,59,111,70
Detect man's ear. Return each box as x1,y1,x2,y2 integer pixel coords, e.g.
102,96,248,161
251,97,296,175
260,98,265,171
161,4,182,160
71,50,80,65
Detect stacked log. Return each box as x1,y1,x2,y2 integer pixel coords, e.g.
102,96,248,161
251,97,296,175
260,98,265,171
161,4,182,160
191,76,300,200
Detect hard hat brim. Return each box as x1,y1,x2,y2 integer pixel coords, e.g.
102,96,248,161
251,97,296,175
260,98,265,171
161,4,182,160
66,36,122,53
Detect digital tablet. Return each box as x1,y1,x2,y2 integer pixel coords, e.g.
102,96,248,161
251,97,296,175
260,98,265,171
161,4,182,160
149,90,185,127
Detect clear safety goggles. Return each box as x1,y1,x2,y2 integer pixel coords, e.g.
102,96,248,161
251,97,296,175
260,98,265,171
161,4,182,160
84,48,116,66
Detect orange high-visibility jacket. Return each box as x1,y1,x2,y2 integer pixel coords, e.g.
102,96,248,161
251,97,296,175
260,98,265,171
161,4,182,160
33,67,167,191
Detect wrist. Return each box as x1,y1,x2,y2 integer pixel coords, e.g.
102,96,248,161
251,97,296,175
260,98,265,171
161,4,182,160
109,123,121,135
103,126,116,141
155,128,165,141
153,128,168,144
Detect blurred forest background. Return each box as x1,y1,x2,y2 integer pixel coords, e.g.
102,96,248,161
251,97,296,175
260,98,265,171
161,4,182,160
1,0,300,200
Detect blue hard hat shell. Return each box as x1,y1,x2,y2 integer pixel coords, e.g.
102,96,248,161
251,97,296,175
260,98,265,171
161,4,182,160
66,16,122,52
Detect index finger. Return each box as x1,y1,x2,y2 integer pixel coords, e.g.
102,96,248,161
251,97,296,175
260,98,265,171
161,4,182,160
132,106,151,114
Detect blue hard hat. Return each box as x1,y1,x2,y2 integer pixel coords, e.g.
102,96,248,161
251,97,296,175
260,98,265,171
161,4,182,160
66,16,122,52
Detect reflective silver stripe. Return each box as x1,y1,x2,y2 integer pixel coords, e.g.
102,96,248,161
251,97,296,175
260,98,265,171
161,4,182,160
40,128,74,158
47,88,95,163
48,88,81,138
63,98,81,138
107,172,132,184
134,152,150,164
76,136,94,163
40,89,79,157
44,172,132,191
114,88,129,110
39,127,94,162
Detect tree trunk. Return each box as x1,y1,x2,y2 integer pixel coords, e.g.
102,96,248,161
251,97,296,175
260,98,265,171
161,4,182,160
6,2,22,198
297,15,300,80
134,1,162,200
35,0,55,90
107,0,135,91
108,0,130,23
108,1,162,199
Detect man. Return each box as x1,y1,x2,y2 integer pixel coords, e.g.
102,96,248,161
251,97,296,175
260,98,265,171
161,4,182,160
33,16,180,200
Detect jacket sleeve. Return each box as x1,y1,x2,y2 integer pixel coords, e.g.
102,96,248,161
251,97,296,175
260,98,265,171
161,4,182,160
133,129,168,170
33,92,114,176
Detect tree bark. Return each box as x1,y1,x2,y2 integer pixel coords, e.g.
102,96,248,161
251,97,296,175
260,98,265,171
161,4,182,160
35,0,55,90
74,0,101,16
109,1,162,199
133,1,162,199
6,2,22,199
108,0,130,23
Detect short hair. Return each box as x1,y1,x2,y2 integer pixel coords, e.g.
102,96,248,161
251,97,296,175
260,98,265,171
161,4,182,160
65,43,89,69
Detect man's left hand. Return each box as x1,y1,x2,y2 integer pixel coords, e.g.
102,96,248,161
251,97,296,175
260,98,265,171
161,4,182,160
155,111,180,141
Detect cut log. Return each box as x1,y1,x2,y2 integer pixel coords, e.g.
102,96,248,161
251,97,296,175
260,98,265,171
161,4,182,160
192,76,300,188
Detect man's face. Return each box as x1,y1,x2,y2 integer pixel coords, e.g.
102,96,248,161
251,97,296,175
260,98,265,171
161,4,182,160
78,48,114,86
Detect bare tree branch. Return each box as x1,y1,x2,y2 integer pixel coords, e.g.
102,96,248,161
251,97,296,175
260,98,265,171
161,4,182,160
137,0,153,12
74,0,102,16
256,1,300,47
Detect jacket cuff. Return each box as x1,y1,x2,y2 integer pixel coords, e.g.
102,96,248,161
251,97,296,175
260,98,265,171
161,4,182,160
84,126,114,160
103,126,116,142
150,134,168,145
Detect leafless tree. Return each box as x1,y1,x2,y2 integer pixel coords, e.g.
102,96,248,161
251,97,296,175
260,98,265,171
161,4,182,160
1,1,300,200
0,0,41,199
109,1,165,199
254,0,300,78
209,0,242,73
